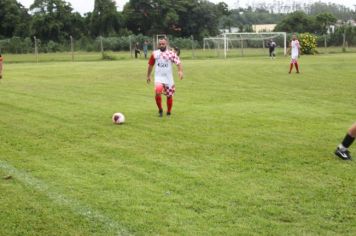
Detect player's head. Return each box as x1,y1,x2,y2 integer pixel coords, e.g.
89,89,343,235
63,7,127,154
292,34,297,41
158,38,167,52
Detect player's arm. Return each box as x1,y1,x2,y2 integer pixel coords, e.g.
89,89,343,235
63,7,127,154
287,42,291,55
177,63,183,80
171,53,183,80
147,65,153,84
147,54,155,84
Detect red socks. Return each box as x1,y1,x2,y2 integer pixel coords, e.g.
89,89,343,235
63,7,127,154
289,63,300,73
156,95,173,113
155,95,162,111
167,97,173,113
289,63,293,73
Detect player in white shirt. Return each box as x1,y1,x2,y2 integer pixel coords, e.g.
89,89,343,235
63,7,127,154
147,38,183,117
288,34,301,74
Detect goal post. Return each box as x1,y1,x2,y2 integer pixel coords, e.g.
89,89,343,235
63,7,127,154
209,32,287,59
203,37,226,57
203,37,225,50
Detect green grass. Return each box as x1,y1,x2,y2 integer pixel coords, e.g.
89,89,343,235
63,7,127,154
0,53,356,235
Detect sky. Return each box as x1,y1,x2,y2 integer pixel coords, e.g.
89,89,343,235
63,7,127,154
18,0,356,15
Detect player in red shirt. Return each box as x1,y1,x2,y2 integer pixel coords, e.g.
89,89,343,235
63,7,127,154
146,38,183,117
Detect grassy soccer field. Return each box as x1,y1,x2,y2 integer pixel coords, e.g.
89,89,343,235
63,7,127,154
0,54,355,235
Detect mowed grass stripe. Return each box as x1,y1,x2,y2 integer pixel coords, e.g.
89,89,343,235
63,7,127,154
0,161,131,236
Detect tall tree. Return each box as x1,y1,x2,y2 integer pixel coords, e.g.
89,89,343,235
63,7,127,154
274,11,315,33
91,0,120,36
177,0,220,39
216,2,230,17
122,0,179,35
315,12,337,34
229,7,285,27
123,0,222,39
122,0,156,35
0,0,30,38
30,0,81,42
308,2,354,21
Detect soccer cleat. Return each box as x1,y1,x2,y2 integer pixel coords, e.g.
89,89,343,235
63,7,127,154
158,110,163,117
166,112,171,117
334,147,352,160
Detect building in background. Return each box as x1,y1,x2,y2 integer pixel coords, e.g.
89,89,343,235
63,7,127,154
252,24,277,32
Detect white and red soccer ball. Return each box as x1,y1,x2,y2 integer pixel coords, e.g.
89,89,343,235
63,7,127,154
112,112,125,124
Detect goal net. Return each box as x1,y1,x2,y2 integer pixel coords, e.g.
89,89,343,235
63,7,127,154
204,32,287,58
203,37,226,58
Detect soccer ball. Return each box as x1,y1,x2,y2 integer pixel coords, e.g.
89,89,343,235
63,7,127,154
112,112,125,124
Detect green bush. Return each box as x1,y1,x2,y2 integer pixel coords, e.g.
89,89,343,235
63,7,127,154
169,37,199,49
299,33,317,55
101,51,117,60
47,40,60,52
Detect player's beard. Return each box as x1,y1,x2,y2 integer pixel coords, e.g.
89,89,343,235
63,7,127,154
160,46,167,52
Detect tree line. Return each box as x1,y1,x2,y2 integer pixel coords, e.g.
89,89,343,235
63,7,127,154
0,0,229,41
0,0,355,53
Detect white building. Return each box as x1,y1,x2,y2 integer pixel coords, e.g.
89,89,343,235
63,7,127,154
252,24,277,33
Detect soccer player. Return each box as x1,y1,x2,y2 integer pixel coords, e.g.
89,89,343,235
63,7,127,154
288,34,301,74
267,39,276,59
134,42,141,59
146,38,183,117
143,41,149,59
0,54,3,79
334,123,356,160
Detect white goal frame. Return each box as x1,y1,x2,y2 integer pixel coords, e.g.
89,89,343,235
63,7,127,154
203,37,225,56
204,32,287,58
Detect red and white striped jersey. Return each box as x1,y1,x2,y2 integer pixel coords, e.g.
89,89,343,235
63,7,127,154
148,49,181,86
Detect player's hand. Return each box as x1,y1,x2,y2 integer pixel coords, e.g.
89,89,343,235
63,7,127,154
146,76,151,84
178,71,183,80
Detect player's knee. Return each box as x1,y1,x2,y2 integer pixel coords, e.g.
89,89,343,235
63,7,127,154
155,83,164,94
349,124,356,137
